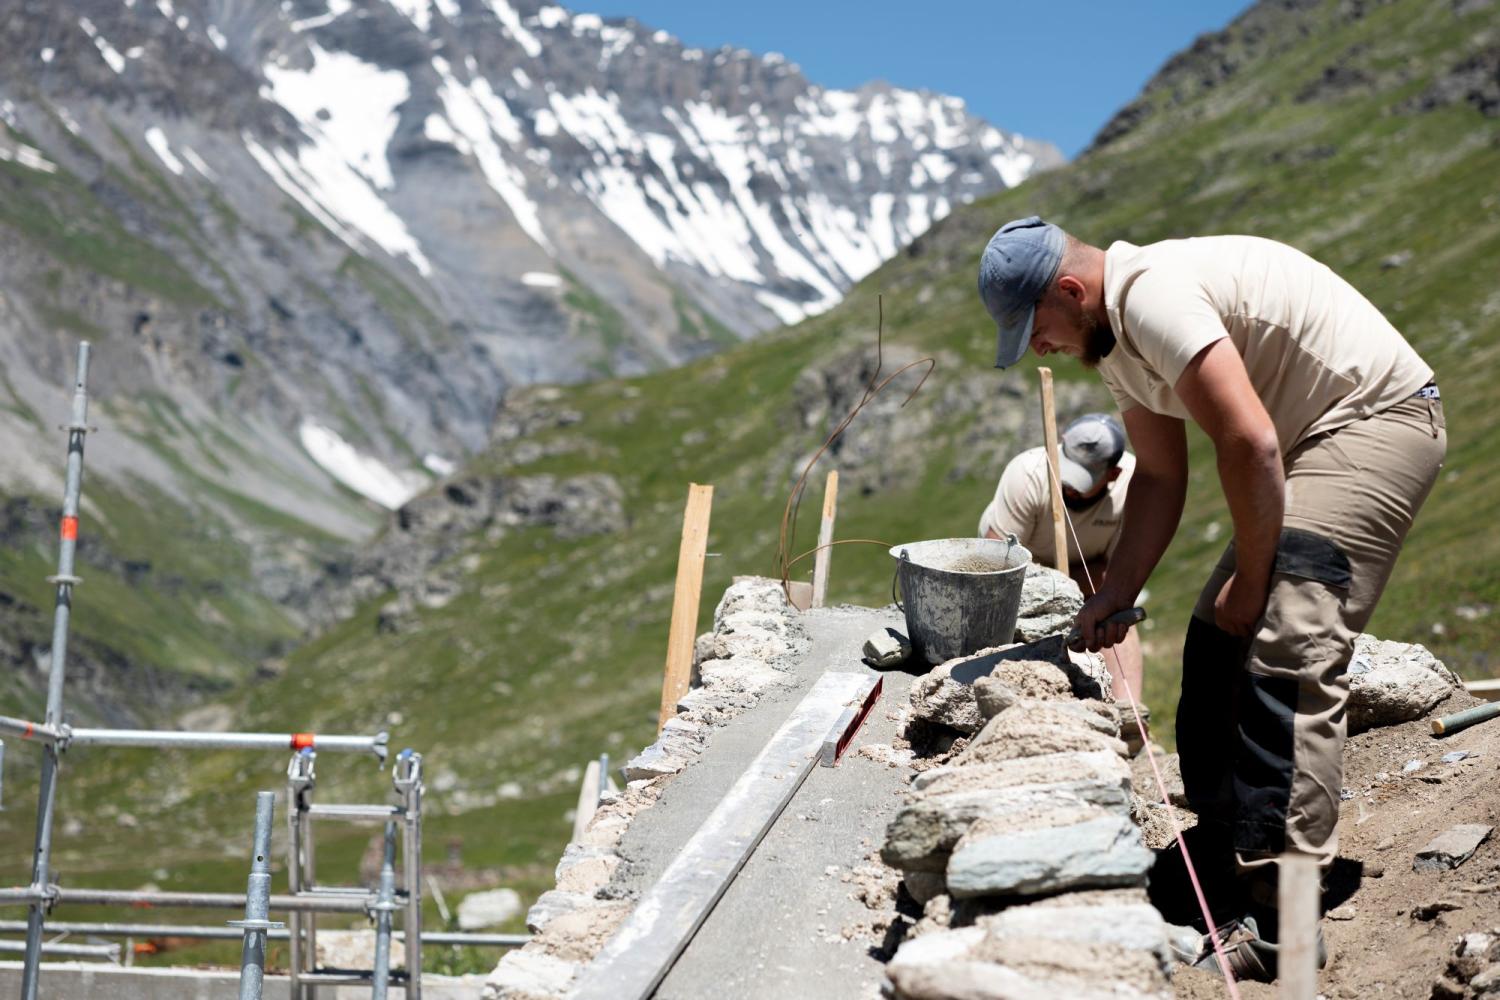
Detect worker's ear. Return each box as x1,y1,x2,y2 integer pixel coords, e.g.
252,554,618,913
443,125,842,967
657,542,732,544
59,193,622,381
1055,274,1087,303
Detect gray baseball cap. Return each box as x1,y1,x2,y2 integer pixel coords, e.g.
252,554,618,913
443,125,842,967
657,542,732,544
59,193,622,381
1059,413,1127,493
978,216,1065,369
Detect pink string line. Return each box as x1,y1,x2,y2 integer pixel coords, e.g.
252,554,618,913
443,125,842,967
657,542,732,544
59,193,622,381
1059,498,1243,1000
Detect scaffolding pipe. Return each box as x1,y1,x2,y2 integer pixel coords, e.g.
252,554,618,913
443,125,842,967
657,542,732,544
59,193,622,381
230,792,282,1000
0,920,529,947
0,715,62,745
0,939,120,960
66,728,389,760
0,886,374,913
396,749,424,1000
22,340,91,1000
371,820,398,1000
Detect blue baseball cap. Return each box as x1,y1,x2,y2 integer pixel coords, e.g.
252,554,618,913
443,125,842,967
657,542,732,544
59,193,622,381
977,216,1065,369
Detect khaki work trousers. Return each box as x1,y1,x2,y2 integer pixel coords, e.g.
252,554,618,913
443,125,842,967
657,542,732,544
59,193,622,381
1176,394,1446,905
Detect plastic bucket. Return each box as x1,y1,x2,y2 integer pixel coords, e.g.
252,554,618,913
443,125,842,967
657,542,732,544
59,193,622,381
889,537,1032,665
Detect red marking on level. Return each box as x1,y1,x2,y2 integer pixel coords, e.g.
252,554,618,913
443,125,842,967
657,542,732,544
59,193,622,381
833,676,882,764
23,722,34,739
60,516,78,541
291,732,316,750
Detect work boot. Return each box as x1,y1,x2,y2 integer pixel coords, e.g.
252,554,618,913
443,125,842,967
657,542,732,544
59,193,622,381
1191,915,1327,982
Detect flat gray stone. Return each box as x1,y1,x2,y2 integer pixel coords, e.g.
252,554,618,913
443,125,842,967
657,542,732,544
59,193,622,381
882,777,1131,872
1015,565,1084,643
1414,824,1494,872
863,626,912,668
947,812,1152,898
979,899,1172,975
525,889,594,934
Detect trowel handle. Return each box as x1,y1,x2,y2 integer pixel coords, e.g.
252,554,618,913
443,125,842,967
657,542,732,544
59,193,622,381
1066,607,1147,649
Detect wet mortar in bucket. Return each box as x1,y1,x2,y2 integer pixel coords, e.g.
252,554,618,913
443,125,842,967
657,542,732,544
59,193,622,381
889,537,1033,665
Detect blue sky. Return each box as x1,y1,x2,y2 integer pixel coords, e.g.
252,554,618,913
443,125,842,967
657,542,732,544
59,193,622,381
582,1,1252,158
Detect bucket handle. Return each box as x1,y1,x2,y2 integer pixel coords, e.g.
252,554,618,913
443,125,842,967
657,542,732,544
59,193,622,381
891,548,910,612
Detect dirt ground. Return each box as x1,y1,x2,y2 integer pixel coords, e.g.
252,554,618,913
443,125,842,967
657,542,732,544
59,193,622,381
1169,692,1500,999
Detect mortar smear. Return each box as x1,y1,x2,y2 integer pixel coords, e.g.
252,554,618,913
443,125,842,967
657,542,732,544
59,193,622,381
946,555,1010,573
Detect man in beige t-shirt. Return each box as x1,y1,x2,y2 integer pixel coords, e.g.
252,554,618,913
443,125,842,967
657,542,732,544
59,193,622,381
976,217,1445,980
978,413,1143,701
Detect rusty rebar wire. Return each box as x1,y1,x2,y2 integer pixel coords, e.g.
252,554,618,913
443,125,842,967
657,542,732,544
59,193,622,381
776,297,935,599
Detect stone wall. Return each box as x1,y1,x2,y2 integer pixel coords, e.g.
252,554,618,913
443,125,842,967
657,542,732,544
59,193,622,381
879,621,1176,999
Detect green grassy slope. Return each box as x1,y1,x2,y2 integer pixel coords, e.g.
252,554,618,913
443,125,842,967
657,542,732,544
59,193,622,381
1,0,1497,969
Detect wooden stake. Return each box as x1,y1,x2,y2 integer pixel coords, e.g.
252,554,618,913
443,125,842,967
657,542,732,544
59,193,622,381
571,759,602,843
1279,852,1320,1000
1038,367,1068,576
811,470,839,609
658,483,714,732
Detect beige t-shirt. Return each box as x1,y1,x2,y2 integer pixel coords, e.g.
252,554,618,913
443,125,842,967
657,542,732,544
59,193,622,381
978,448,1135,566
1098,237,1433,452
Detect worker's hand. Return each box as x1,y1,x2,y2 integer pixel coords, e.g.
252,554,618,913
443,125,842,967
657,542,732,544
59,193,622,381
1072,590,1133,652
1213,571,1269,638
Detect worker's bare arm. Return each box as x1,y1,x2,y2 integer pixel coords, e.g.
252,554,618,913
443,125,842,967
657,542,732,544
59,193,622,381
1173,338,1284,636
1073,406,1186,650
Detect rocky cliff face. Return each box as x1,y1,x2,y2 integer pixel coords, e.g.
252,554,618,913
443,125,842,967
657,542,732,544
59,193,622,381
0,0,1059,540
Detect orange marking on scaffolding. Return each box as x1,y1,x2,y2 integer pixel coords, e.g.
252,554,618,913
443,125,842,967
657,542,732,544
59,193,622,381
60,516,78,541
23,722,34,739
291,732,316,750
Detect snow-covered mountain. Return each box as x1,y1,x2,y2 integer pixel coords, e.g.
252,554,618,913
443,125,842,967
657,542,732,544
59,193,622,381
0,0,1058,527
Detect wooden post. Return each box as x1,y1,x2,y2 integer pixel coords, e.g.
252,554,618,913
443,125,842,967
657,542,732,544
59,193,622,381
1279,852,1320,1000
658,483,714,732
811,470,839,609
1038,367,1069,576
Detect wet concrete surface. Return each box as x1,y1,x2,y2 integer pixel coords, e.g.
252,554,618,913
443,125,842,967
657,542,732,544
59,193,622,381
611,603,921,1000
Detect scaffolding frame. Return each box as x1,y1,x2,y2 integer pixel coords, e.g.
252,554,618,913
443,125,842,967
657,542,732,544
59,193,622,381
0,343,517,996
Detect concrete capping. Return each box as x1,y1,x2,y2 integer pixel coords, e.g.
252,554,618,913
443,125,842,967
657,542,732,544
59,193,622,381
483,576,807,1000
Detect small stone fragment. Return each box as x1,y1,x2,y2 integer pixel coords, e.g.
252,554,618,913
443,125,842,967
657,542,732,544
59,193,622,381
973,676,1018,720
864,627,912,668
1414,899,1465,921
1326,905,1356,921
1414,824,1494,873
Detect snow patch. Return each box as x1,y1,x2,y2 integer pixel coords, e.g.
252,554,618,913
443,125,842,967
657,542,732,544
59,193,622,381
0,141,58,174
755,291,807,326
521,271,562,288
144,126,185,175
299,422,428,509
180,145,216,179
487,0,541,58
40,48,54,63
533,5,567,28
264,43,406,190
77,18,127,74
423,453,457,477
206,24,227,50
431,57,551,252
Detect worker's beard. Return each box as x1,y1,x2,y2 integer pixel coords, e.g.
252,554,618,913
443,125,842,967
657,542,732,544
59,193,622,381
1078,315,1117,369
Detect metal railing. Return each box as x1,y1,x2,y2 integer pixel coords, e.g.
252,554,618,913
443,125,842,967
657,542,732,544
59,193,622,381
0,344,527,996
